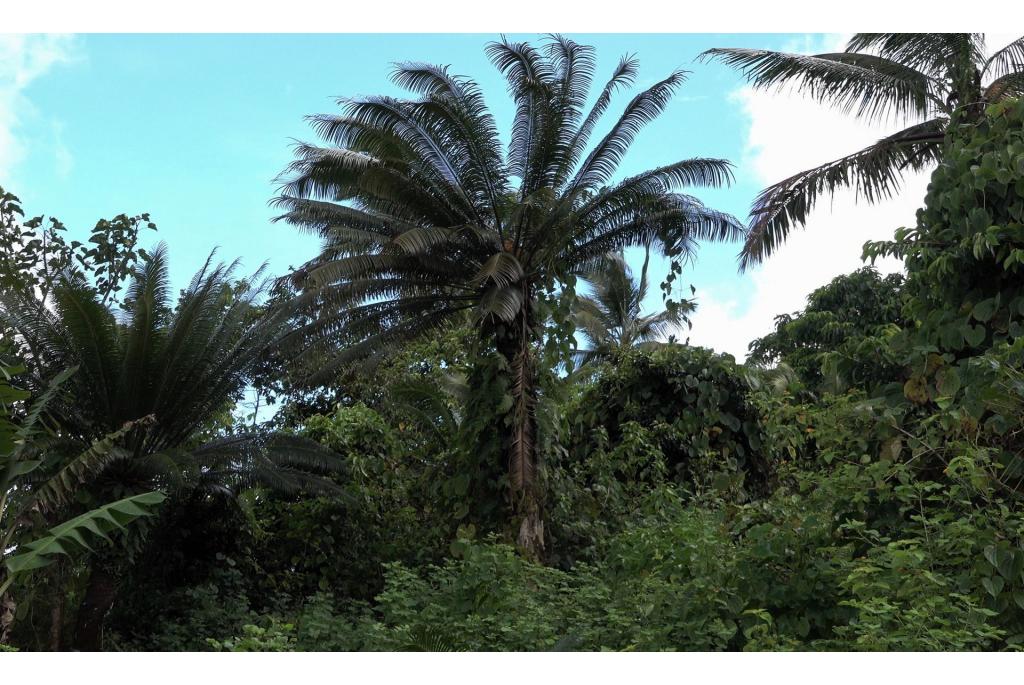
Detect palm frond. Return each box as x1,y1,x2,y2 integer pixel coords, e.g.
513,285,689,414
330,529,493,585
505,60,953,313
846,33,985,76
570,70,689,191
699,48,937,121
738,118,946,270
983,35,1024,80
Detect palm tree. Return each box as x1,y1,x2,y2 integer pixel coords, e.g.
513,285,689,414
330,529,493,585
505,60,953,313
0,243,344,649
274,35,743,557
701,33,1024,269
571,247,692,366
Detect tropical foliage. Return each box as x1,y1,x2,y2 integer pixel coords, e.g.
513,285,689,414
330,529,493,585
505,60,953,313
6,34,1024,653
702,32,1024,267
747,266,906,391
273,35,743,556
0,191,344,649
570,247,691,365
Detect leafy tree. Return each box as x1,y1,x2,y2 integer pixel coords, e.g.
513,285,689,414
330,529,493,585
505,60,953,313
274,35,743,555
570,247,691,366
747,267,906,391
569,346,769,501
861,98,1024,491
702,33,1024,268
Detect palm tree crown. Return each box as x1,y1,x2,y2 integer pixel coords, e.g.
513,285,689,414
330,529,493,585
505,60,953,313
275,35,743,556
1,243,342,494
702,33,1024,269
571,248,692,366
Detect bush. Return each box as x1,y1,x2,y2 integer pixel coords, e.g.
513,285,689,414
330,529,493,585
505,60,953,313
748,267,906,392
569,346,770,497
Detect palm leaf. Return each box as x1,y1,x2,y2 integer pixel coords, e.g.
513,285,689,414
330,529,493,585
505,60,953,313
700,47,937,121
30,416,155,515
983,35,1024,80
739,118,946,270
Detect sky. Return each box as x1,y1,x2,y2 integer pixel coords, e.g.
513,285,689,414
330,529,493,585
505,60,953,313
0,32,975,359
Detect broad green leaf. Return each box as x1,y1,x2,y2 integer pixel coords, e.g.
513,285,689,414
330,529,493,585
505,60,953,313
935,367,961,398
982,576,1005,598
971,297,997,323
964,324,987,348
4,491,166,575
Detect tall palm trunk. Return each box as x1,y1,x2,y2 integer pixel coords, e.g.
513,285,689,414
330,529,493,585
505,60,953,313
495,283,543,559
73,563,118,651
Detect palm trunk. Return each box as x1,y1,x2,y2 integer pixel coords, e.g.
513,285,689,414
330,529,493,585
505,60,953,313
73,563,118,651
496,284,544,560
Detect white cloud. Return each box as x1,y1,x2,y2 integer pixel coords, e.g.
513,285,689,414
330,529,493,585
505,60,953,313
686,34,930,360
0,34,78,181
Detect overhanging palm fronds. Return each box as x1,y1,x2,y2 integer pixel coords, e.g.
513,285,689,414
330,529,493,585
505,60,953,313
739,118,947,269
702,33,1024,269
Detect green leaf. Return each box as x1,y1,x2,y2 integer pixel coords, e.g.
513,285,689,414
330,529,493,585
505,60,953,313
982,576,1005,598
964,324,986,348
935,367,961,398
5,491,166,575
971,297,997,323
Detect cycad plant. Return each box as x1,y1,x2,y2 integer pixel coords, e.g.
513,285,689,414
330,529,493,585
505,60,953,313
702,33,1024,268
0,364,166,646
571,247,691,366
0,195,344,648
274,35,743,556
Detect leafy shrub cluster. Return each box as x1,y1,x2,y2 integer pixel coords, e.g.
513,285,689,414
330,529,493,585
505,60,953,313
570,346,769,495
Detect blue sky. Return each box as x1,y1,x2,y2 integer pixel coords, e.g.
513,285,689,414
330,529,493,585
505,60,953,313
3,33,933,358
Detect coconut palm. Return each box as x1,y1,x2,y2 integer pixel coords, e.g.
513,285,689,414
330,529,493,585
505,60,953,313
701,33,1024,269
0,243,344,649
274,35,743,556
571,247,692,366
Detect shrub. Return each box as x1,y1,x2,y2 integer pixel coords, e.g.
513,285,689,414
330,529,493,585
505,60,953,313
569,346,769,497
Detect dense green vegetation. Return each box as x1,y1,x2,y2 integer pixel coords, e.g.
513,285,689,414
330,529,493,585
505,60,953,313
2,33,1024,652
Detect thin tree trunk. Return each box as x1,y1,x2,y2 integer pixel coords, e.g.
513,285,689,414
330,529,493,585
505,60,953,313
49,592,64,651
497,287,544,560
0,590,14,646
73,564,118,651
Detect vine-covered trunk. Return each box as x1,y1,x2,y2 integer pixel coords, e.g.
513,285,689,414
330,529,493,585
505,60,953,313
496,286,544,560
0,589,13,645
73,563,118,651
